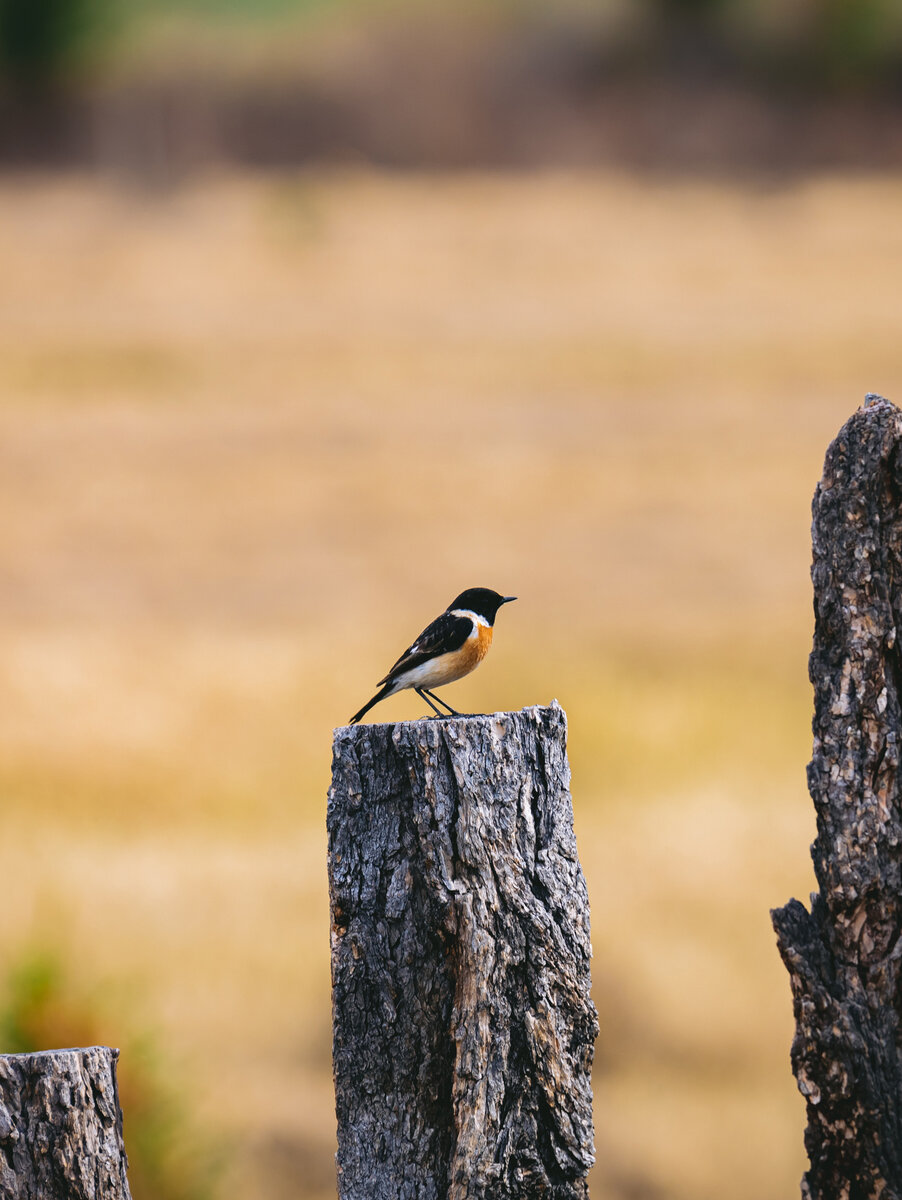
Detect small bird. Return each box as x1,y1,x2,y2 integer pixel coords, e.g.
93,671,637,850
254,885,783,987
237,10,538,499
349,587,516,724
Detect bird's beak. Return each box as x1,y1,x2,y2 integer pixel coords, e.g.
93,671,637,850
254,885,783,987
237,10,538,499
502,596,517,604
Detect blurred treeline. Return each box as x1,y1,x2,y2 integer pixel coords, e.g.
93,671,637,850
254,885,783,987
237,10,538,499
1,0,902,171
2,0,902,87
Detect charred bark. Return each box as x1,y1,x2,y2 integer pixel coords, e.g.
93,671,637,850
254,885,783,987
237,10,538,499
328,701,597,1200
0,1046,131,1199
773,394,902,1200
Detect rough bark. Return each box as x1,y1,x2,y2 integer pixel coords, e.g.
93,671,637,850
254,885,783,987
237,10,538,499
772,394,902,1200
328,701,597,1200
0,1046,131,1200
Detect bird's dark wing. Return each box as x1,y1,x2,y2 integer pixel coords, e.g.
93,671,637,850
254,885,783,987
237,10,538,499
378,611,474,684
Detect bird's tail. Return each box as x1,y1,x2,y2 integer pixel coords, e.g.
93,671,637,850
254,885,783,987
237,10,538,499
349,682,395,725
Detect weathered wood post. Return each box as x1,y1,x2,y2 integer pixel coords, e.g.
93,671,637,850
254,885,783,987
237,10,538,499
328,701,597,1200
0,1046,131,1198
773,394,902,1199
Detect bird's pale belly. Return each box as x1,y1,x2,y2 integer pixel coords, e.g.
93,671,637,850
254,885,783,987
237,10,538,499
400,625,493,688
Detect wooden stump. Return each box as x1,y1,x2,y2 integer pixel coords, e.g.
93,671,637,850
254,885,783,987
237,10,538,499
0,1046,131,1199
328,701,597,1200
773,394,902,1199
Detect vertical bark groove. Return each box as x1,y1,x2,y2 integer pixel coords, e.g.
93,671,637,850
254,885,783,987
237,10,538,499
329,702,597,1200
773,394,902,1200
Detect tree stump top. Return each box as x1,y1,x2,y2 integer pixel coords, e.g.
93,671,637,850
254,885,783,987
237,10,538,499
773,393,902,1199
0,1045,131,1200
329,699,596,1200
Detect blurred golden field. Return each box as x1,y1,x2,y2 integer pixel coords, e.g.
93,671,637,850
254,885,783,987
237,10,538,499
1,167,901,1199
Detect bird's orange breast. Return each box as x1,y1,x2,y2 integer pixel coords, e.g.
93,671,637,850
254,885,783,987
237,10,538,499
475,620,493,661
449,621,493,679
408,622,493,688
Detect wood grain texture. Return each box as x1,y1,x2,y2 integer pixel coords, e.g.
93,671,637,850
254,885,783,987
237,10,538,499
328,702,596,1200
0,1046,131,1200
773,395,902,1199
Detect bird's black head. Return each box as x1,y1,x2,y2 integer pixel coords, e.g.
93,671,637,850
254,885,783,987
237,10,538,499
447,588,516,624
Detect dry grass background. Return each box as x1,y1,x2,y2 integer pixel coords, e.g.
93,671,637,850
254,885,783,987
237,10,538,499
1,168,901,1198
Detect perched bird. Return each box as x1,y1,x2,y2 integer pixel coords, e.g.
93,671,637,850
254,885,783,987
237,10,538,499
348,588,516,724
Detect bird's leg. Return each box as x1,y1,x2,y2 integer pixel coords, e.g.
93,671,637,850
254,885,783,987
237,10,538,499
415,688,447,718
422,688,465,717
